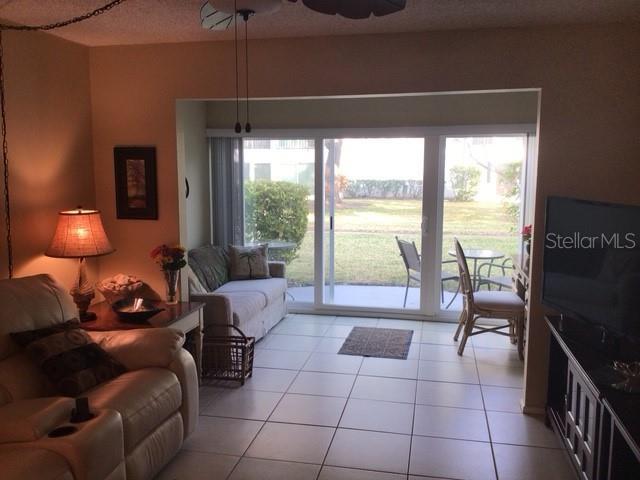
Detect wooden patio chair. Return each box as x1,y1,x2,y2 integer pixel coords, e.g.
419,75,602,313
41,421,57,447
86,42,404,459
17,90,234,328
452,238,525,359
395,236,460,309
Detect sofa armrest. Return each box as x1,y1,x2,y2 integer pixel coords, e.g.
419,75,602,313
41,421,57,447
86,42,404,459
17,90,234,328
0,398,74,444
0,400,124,480
15,409,124,480
168,349,199,439
87,328,185,371
268,261,286,278
189,292,234,337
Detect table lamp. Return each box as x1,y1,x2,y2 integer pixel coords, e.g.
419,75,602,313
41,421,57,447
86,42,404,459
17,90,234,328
45,207,115,321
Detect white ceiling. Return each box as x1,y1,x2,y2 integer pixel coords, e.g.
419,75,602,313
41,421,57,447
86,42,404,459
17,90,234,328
0,0,638,47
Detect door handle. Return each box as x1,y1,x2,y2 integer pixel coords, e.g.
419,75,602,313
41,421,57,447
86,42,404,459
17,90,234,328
421,216,428,234
330,216,334,230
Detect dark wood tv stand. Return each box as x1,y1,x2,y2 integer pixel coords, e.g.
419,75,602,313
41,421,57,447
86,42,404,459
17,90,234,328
546,315,640,479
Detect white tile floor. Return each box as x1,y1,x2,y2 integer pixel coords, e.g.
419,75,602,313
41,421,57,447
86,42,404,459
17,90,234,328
156,314,576,480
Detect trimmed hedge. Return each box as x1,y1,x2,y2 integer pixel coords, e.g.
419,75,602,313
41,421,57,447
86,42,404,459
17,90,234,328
498,161,522,224
344,179,423,199
449,165,481,201
244,181,309,263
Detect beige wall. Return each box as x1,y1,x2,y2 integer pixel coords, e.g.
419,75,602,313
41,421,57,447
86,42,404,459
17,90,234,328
89,24,640,410
206,91,539,129
1,30,97,290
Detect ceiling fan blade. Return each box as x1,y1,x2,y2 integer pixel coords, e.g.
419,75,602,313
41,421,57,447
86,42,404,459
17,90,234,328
301,0,406,19
300,0,339,16
371,0,406,17
338,0,375,20
200,1,234,30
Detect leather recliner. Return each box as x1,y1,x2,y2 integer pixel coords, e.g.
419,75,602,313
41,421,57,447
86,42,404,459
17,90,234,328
0,274,199,480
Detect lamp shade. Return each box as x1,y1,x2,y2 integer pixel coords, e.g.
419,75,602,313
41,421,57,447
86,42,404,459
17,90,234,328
45,208,114,258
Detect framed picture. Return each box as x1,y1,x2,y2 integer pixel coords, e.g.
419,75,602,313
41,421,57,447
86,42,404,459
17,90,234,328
114,146,158,220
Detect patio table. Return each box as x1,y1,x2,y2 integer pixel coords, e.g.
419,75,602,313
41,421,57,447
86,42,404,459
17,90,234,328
246,240,296,260
448,248,505,291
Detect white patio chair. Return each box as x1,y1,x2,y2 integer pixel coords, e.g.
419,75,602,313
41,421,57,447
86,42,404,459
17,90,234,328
395,237,460,309
477,257,514,291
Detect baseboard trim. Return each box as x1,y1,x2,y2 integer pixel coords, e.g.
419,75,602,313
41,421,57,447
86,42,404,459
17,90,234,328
521,400,546,415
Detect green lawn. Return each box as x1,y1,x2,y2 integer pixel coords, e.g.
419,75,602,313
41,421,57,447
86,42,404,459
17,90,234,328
286,199,519,286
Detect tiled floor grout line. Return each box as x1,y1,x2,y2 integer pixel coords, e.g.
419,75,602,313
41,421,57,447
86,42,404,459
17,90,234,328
405,338,423,478
188,435,565,480
196,411,521,445
473,340,501,480
260,317,343,480
223,354,306,480
313,341,366,480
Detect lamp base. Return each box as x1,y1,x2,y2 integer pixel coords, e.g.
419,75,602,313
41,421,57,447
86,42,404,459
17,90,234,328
71,258,96,322
72,289,96,322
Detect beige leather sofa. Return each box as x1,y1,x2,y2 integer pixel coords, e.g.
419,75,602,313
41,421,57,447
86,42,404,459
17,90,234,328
0,274,199,480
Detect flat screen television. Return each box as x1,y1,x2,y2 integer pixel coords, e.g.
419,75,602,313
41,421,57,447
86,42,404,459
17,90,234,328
542,196,640,339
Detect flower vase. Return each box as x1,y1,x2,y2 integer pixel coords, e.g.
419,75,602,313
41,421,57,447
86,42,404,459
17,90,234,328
163,270,180,305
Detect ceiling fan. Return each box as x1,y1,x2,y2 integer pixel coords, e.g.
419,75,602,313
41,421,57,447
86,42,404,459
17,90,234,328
201,0,407,30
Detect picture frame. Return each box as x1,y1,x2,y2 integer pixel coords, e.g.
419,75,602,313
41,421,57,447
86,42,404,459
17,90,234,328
114,146,158,220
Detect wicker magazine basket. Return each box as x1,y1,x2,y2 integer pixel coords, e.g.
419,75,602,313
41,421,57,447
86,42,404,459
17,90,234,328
202,324,255,385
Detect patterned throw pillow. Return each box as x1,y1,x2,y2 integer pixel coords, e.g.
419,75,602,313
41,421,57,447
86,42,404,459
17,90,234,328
228,244,271,280
11,321,126,397
188,245,230,291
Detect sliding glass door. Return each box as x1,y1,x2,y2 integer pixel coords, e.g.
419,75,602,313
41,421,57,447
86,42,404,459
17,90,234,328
215,129,533,319
238,135,435,314
321,137,431,312
440,135,530,311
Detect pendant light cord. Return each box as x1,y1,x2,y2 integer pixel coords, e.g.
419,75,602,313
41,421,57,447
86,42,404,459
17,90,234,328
0,0,128,278
244,15,251,132
233,0,240,132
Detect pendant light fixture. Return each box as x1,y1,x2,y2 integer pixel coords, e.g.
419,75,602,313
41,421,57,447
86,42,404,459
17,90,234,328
233,0,242,133
204,0,282,133
233,5,254,133
240,8,253,133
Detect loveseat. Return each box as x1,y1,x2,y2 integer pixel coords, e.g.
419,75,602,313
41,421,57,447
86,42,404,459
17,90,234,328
187,244,287,341
0,274,198,480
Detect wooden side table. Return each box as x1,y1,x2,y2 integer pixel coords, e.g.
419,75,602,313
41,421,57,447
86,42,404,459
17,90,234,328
82,301,205,381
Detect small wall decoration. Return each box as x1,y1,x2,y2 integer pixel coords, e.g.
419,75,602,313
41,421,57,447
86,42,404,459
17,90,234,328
114,146,158,220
